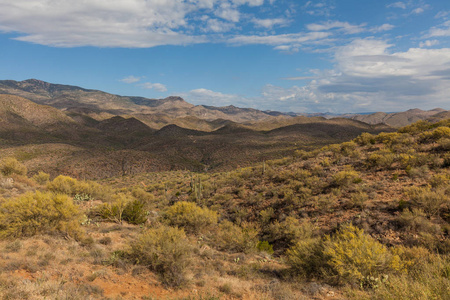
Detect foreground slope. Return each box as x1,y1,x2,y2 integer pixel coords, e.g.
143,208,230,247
0,118,448,299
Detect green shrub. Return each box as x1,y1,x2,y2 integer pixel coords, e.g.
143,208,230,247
286,237,326,277
129,225,192,287
406,186,449,217
97,193,129,223
214,221,259,253
0,157,27,176
0,191,82,238
371,254,450,300
398,208,440,235
323,224,401,286
47,175,109,199
256,241,274,255
287,224,402,286
32,171,50,185
332,169,362,187
163,201,218,234
355,132,375,146
267,217,315,248
122,199,148,225
367,152,395,169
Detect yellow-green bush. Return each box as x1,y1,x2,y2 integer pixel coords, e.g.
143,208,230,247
370,254,450,300
97,193,141,224
32,171,50,185
355,132,375,146
287,224,402,287
214,220,259,253
129,225,192,287
0,191,82,238
323,224,402,286
286,237,326,277
267,217,315,248
332,169,362,187
367,151,396,169
163,201,218,234
0,157,27,176
406,186,449,217
47,175,110,199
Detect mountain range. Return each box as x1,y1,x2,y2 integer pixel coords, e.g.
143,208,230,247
0,78,447,178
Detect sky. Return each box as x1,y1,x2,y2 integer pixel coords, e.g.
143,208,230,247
0,0,449,113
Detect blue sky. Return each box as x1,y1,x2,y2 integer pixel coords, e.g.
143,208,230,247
0,0,449,113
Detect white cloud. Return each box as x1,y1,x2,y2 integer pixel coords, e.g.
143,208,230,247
203,18,235,32
184,88,248,107
370,24,395,33
426,20,450,38
252,18,289,29
435,11,450,19
191,40,450,113
140,82,168,92
228,31,331,46
412,7,424,14
419,40,440,48
387,2,407,9
306,21,366,34
214,3,240,22
302,1,335,17
0,0,275,47
120,76,141,84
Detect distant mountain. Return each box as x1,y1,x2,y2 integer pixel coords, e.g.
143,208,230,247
0,79,290,124
347,108,448,127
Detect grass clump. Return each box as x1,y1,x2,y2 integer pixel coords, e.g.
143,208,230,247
163,201,218,234
129,225,192,287
0,191,83,239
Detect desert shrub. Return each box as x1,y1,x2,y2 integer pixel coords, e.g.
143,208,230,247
431,127,450,140
405,165,429,179
406,186,449,217
429,173,450,188
122,199,148,225
371,254,450,300
397,208,440,235
131,187,154,203
287,224,402,287
129,225,192,287
0,157,27,176
375,132,402,146
32,171,50,185
0,191,82,238
47,175,109,199
355,132,375,146
437,138,450,151
97,193,129,223
323,224,402,286
349,191,369,209
214,221,259,253
266,217,315,249
256,241,274,255
332,169,362,187
367,152,395,169
286,237,326,277
163,201,218,234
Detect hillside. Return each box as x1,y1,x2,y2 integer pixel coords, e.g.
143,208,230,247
0,91,392,178
0,118,448,299
0,79,288,123
349,108,448,127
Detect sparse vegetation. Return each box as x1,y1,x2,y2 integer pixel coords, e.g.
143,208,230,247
0,115,450,299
